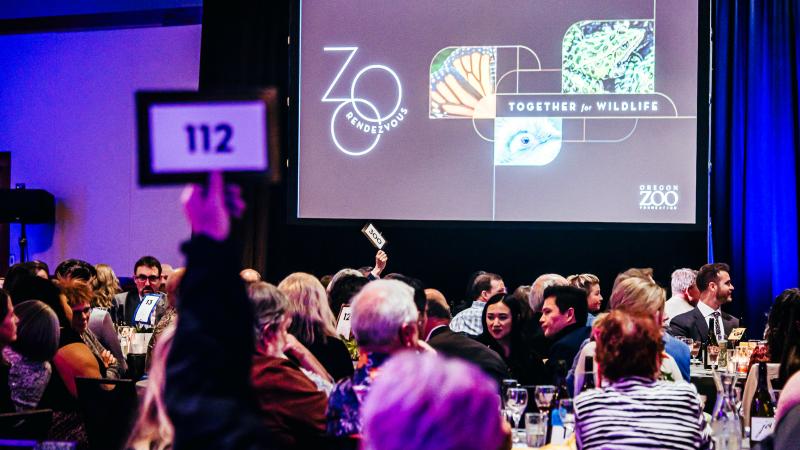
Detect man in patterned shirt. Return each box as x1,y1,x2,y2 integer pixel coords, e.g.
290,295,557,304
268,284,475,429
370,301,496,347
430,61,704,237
449,272,506,335
326,279,422,437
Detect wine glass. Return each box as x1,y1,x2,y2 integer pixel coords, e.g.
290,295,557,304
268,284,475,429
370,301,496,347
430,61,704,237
677,337,693,355
505,387,528,443
534,385,556,416
558,399,575,435
501,379,518,405
707,344,720,370
689,339,701,364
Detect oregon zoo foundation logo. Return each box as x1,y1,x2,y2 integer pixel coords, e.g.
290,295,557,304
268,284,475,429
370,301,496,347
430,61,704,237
321,47,408,156
639,184,679,210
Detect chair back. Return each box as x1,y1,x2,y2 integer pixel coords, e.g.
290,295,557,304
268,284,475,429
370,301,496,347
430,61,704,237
75,377,138,450
0,409,52,440
742,362,781,424
324,435,361,450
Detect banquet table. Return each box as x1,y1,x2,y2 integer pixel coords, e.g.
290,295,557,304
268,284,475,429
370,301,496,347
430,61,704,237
689,364,747,413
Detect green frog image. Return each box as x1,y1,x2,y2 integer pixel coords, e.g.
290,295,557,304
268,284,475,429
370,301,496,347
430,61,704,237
562,20,654,94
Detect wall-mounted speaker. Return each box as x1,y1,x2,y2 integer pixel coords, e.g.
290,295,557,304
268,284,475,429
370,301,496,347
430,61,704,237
0,189,55,223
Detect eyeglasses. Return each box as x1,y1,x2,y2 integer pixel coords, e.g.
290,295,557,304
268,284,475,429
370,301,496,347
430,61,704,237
72,306,92,314
135,275,161,284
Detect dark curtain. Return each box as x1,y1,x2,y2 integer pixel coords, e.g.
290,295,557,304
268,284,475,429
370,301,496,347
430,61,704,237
198,0,292,275
712,0,800,335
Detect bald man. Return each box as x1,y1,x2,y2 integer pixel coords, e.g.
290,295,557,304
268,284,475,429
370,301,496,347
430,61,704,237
240,268,262,284
423,288,508,384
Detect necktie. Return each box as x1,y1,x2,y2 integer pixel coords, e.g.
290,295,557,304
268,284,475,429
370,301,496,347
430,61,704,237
712,311,722,340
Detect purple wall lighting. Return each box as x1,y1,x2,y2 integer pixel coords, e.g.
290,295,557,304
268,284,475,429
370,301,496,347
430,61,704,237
0,25,201,274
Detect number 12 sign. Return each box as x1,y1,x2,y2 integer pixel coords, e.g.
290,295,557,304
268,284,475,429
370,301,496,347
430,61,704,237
137,91,270,185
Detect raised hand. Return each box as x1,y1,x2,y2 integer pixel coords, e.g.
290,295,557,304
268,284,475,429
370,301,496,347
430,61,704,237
372,250,388,277
284,333,333,382
181,171,245,241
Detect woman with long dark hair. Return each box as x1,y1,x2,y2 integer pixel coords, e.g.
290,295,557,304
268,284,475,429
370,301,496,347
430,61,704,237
477,294,546,385
5,300,59,410
0,288,19,412
763,288,800,382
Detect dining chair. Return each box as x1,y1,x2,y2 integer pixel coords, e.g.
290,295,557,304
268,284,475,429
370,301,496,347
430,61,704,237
75,377,138,450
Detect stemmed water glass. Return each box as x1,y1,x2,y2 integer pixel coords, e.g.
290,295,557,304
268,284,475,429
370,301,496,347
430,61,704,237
534,385,556,417
678,337,699,364
558,399,575,436
691,341,702,364
501,379,518,404
505,387,528,443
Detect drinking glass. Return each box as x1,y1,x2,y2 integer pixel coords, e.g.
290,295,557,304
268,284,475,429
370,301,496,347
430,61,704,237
505,387,528,443
558,399,575,435
725,349,736,373
525,412,548,447
501,379,518,405
534,385,556,414
690,340,701,363
119,335,130,358
735,348,750,375
772,389,781,404
707,345,720,370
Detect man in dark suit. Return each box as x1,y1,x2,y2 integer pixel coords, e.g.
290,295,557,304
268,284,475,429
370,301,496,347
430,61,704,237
423,289,509,384
539,285,591,382
669,262,739,343
114,255,163,325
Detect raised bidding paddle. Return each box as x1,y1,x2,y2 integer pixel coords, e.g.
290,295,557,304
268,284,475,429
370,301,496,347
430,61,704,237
361,222,387,250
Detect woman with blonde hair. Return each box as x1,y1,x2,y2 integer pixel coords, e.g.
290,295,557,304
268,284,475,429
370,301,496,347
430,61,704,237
92,264,121,311
567,273,603,325
278,272,354,381
572,274,690,394
90,263,127,374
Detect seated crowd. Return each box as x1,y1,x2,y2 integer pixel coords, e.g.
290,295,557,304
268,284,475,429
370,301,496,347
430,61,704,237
1,177,799,450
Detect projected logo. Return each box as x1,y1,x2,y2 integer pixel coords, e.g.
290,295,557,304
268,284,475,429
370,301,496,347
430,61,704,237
322,47,407,156
428,18,687,169
639,184,679,210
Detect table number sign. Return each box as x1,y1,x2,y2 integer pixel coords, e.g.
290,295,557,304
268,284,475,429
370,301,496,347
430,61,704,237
728,328,746,341
134,293,162,325
336,305,353,339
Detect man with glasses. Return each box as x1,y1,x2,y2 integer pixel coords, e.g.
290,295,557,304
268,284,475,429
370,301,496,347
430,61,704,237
115,255,163,325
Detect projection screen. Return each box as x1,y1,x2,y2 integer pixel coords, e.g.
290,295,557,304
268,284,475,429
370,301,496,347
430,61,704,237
292,0,707,224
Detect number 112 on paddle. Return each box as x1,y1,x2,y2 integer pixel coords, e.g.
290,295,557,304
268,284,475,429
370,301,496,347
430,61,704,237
136,90,271,186
185,123,234,153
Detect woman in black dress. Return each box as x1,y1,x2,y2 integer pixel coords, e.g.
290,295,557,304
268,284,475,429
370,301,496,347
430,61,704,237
477,293,546,386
